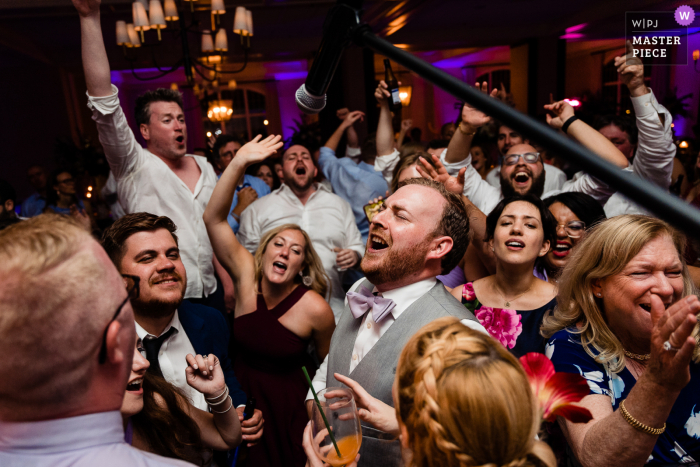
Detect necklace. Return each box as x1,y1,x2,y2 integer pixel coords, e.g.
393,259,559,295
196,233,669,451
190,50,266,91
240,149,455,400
495,280,534,308
624,350,650,361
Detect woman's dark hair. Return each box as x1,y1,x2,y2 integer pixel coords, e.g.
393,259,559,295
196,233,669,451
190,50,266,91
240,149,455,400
543,192,606,230
246,160,281,190
485,194,556,256
131,373,210,466
46,169,78,209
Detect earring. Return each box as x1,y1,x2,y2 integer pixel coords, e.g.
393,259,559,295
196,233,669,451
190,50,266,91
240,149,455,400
491,247,494,252
299,271,312,287
596,293,602,297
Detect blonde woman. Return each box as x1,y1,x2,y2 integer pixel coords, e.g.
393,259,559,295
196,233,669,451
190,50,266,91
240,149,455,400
203,135,336,467
303,317,556,467
541,215,700,466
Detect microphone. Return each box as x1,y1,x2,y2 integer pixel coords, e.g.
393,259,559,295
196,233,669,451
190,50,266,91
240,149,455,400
295,1,361,114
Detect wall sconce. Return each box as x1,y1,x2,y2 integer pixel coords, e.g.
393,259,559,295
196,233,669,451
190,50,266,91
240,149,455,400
680,140,689,149
398,85,412,106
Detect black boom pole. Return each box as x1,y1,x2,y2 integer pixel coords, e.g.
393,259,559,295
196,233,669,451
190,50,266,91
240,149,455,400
346,24,700,237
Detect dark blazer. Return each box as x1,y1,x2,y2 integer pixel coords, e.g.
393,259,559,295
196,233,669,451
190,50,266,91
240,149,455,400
179,299,247,407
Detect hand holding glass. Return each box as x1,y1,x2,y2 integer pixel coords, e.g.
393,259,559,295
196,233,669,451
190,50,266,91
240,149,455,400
310,387,362,467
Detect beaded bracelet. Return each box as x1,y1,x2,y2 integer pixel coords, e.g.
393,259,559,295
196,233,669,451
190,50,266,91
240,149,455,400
210,396,234,414
619,399,665,436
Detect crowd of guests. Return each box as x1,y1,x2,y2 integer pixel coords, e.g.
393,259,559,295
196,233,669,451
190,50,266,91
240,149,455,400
1,1,700,466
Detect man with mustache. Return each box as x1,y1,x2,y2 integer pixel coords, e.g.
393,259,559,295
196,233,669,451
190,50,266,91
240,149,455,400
306,178,486,467
237,144,364,320
101,212,264,446
73,0,229,310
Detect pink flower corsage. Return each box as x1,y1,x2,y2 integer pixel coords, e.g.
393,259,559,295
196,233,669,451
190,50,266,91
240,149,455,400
475,306,523,349
461,282,476,302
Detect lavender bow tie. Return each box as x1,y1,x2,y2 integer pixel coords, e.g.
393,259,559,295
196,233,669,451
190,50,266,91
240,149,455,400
346,286,396,323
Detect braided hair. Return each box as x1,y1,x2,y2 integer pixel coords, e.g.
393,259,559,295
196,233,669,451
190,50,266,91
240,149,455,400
395,317,554,467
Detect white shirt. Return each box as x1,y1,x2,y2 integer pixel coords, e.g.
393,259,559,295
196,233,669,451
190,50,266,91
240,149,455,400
237,183,365,320
485,163,567,194
306,278,487,401
87,85,217,299
0,411,191,467
135,311,207,411
604,89,675,217
374,149,401,185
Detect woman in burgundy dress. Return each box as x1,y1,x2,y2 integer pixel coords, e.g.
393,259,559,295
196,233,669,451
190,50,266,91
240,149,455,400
204,135,336,467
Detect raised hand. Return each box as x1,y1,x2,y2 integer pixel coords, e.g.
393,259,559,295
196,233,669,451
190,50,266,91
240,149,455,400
236,134,284,165
185,353,225,398
341,110,365,128
415,153,466,195
646,294,699,392
544,100,576,130
336,108,350,120
460,81,500,130
375,80,400,105
334,373,399,436
614,40,647,97
401,119,413,132
333,248,359,269
72,0,101,17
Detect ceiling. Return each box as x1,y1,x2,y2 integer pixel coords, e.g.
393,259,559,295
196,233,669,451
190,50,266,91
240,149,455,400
0,0,685,76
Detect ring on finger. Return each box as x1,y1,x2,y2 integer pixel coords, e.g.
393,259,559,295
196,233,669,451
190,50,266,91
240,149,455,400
663,340,681,352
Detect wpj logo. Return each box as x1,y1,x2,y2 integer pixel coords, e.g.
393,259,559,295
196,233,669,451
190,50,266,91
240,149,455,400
625,10,691,65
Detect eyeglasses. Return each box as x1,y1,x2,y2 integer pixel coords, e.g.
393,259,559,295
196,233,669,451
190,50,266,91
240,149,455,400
98,275,140,364
504,152,540,166
57,178,75,185
556,220,586,238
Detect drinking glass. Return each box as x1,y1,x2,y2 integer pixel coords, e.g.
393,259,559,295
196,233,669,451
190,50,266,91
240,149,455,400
310,387,362,466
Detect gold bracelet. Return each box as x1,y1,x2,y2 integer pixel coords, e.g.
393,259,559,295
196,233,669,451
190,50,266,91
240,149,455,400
458,122,476,136
619,399,665,435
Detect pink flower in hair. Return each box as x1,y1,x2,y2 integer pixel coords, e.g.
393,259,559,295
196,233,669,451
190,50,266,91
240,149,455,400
475,306,523,349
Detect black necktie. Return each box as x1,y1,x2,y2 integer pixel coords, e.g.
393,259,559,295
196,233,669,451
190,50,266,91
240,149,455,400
143,327,177,378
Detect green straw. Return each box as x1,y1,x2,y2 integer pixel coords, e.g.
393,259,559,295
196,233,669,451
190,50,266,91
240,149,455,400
302,366,342,459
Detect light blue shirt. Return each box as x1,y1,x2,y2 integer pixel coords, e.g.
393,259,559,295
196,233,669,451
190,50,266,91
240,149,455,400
317,146,388,243
0,411,192,466
20,192,46,217
220,173,271,233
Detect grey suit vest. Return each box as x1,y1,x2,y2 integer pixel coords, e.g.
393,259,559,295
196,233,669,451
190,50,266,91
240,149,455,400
326,279,478,467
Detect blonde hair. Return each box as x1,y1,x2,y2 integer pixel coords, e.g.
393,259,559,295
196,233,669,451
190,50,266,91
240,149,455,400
541,215,700,372
254,224,329,298
396,317,553,467
391,150,439,194
0,214,118,416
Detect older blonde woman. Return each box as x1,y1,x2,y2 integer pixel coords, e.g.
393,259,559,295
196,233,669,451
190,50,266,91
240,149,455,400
542,215,700,466
204,135,336,467
304,317,556,467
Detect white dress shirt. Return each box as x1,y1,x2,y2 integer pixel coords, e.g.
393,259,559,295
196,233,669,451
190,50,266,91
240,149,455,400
0,411,191,466
485,163,567,194
604,89,675,217
136,311,207,411
374,149,401,185
306,278,487,400
237,183,365,320
87,85,217,299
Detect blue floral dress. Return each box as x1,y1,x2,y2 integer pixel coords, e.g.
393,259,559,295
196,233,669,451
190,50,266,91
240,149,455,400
547,328,700,464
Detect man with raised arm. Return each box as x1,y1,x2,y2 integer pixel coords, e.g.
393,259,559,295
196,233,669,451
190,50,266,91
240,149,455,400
72,0,226,307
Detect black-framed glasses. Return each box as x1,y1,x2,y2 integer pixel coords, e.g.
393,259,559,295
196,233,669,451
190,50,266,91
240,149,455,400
504,152,540,166
556,220,586,238
98,275,140,364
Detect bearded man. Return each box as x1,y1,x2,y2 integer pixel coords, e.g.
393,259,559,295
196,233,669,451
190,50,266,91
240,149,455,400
305,178,485,467
237,144,364,320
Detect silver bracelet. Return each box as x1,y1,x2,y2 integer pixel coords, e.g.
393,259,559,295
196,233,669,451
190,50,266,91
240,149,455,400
206,385,228,401
210,396,233,414
207,386,230,406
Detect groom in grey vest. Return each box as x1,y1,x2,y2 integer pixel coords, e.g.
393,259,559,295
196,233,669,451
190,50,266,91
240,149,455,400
306,178,484,467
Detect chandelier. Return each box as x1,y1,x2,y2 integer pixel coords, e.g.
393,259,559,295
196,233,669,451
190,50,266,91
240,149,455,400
114,0,253,86
207,100,233,122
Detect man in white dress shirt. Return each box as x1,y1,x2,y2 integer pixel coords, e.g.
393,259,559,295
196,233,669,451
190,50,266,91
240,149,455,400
306,178,485,467
0,215,189,466
237,144,365,319
74,0,231,307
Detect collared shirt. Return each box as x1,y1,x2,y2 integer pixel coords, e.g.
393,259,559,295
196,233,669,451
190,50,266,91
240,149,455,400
485,163,567,193
317,146,388,244
0,411,191,466
237,183,365,320
20,192,46,217
222,173,271,233
87,85,217,299
604,89,675,217
306,279,487,400
135,311,207,411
